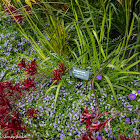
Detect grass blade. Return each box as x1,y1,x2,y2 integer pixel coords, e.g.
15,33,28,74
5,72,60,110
54,82,62,109
104,75,119,106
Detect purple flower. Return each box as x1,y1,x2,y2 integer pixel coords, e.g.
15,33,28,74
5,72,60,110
96,75,102,80
110,135,115,139
128,94,136,99
60,134,65,139
125,118,130,123
97,135,101,140
137,89,140,93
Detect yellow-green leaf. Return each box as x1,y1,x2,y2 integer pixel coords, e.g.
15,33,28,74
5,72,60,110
54,82,62,108
25,0,32,7
104,75,119,106
25,0,36,7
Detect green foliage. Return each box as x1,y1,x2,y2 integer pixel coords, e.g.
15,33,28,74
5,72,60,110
0,0,140,139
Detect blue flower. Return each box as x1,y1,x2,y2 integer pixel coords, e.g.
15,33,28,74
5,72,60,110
137,89,140,93
60,134,65,139
128,94,136,99
125,118,130,123
96,75,102,80
97,135,101,140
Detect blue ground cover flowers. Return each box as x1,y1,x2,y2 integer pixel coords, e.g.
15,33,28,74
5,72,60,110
0,0,140,139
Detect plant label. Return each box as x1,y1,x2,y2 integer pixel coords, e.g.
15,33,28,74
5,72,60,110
69,68,89,80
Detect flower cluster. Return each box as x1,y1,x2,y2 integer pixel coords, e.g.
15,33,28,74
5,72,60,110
79,107,140,140
52,62,66,84
22,77,36,93
80,107,113,139
0,59,39,139
17,59,26,70
0,81,26,138
26,108,38,120
17,59,38,76
0,78,38,137
3,2,23,22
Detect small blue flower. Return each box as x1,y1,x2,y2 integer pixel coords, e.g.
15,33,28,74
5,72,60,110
137,89,140,93
96,75,102,80
60,134,65,139
125,118,130,123
128,94,136,99
97,135,101,140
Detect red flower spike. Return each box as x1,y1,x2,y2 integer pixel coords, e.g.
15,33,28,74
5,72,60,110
52,71,62,84
82,134,91,140
17,59,26,70
51,62,66,84
0,118,7,129
4,5,16,15
81,107,113,137
0,108,10,118
13,84,23,99
25,59,38,76
4,4,23,22
2,112,26,137
89,117,113,133
0,80,28,139
63,5,66,11
0,97,11,108
26,108,38,120
22,77,36,91
2,81,23,99
25,6,31,11
0,82,5,94
81,107,96,128
11,13,23,22
120,135,126,140
59,62,66,74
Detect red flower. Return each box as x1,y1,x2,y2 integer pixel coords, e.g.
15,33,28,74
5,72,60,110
0,97,11,108
120,135,130,140
52,71,62,84
4,5,16,14
82,134,91,140
0,108,10,118
0,80,27,138
2,112,26,136
22,77,36,91
58,62,66,74
25,6,31,11
52,62,66,84
25,59,38,76
0,118,7,129
11,13,23,22
63,5,67,11
0,82,5,93
2,81,23,99
26,108,38,120
89,117,112,133
17,59,26,70
81,107,113,135
81,107,96,128
4,4,23,22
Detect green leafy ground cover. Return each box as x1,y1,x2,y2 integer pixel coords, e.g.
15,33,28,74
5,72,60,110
0,0,140,139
